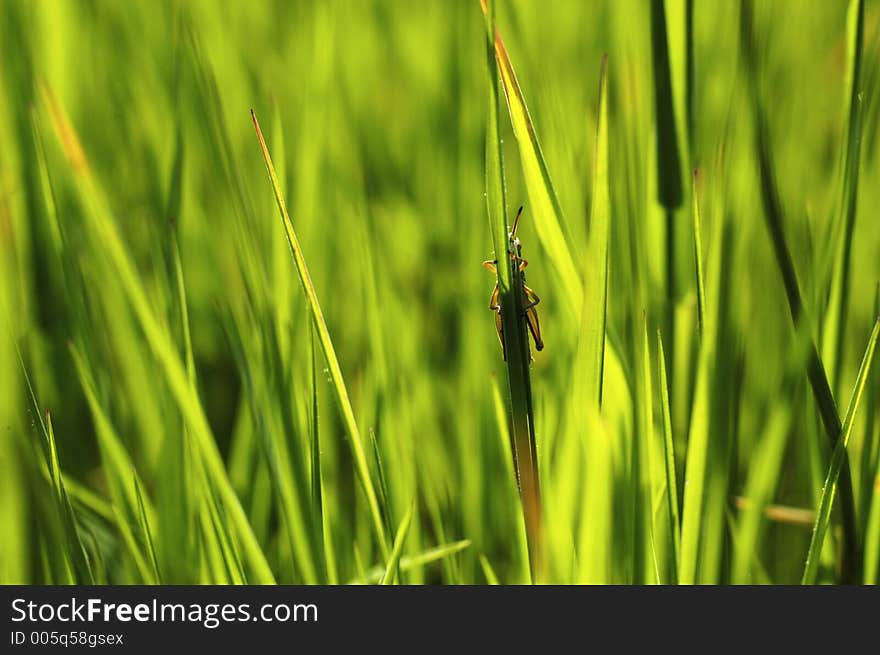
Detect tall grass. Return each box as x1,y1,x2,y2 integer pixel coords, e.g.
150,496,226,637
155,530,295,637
1,0,879,585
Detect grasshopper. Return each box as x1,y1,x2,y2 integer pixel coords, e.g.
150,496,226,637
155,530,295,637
483,206,543,360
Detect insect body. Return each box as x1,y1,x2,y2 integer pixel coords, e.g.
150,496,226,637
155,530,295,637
483,206,543,360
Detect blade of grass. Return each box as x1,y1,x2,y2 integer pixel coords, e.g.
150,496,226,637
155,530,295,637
380,501,414,585
678,190,723,585
657,329,681,582
351,539,472,584
803,318,880,584
479,554,501,585
692,170,706,333
251,109,389,559
44,411,94,584
821,0,866,391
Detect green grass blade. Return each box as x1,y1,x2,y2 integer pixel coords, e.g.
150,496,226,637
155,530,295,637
692,170,706,334
821,0,866,391
678,190,723,585
134,476,162,584
578,54,610,410
251,109,389,560
380,501,415,585
479,554,501,585
802,318,880,584
657,330,681,582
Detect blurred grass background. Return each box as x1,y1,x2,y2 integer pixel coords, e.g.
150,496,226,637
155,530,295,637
1,0,879,584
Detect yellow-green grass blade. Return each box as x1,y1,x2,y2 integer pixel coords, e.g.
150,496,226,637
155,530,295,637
656,330,681,582
134,476,162,584
864,285,880,582
479,554,501,585
310,320,337,584
635,313,656,583
802,318,880,584
490,376,531,584
351,540,471,585
692,170,706,334
678,196,723,585
821,0,866,392
40,86,275,584
251,109,389,559
380,501,415,585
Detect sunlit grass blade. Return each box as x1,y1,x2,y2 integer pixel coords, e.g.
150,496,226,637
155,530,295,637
634,313,656,583
821,0,866,391
134,476,162,584
657,330,681,582
802,318,880,584
351,540,472,584
692,170,706,333
479,554,501,585
380,501,414,585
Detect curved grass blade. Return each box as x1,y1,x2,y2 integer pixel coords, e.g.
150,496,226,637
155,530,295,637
479,554,501,585
380,501,415,585
351,539,472,584
692,170,706,334
821,0,866,391
802,318,880,584
251,109,389,559
657,330,681,581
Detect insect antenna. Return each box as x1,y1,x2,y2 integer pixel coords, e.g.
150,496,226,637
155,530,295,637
510,205,524,237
